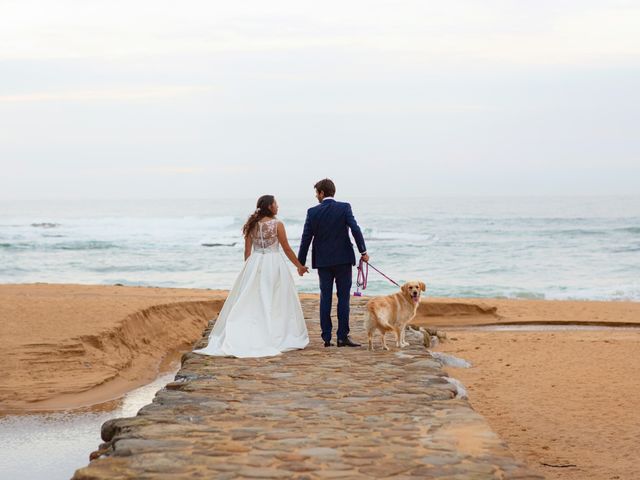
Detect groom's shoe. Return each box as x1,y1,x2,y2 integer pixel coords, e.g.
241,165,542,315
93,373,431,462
337,336,361,347
324,340,334,347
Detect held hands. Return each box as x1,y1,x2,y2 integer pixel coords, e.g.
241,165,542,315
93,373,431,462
297,265,310,277
361,253,370,263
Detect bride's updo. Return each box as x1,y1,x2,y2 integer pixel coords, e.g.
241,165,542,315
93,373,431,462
242,195,276,238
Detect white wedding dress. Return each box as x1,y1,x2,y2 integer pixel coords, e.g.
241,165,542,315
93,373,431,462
193,218,309,358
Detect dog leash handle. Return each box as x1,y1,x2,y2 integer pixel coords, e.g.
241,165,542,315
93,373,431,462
354,258,368,296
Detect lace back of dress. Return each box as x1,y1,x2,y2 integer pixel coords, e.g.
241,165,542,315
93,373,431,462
252,219,280,253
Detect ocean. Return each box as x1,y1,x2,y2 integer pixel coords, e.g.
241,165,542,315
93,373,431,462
1,196,639,301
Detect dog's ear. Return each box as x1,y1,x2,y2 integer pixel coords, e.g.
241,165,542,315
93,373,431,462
401,283,409,294
419,281,426,292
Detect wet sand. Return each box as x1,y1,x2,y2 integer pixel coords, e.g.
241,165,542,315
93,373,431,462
0,284,226,414
413,298,640,480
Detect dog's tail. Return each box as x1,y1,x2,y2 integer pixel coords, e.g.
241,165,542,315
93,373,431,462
363,308,371,332
363,303,382,333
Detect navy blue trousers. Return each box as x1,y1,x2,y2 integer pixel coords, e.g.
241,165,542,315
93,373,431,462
317,263,352,342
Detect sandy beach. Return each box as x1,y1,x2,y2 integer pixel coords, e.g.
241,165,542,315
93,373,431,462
0,284,227,413
2,285,639,479
414,298,640,480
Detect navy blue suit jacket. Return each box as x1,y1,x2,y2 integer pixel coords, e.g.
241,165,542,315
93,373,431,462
297,199,367,269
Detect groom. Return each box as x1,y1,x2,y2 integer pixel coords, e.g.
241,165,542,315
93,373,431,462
298,178,369,347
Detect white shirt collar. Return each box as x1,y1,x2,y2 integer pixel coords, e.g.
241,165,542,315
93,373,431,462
322,197,335,202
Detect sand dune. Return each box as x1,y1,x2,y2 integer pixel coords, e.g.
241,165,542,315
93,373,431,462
415,297,640,327
0,284,226,413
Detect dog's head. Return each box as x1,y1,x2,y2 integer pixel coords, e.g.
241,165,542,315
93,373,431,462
401,281,426,304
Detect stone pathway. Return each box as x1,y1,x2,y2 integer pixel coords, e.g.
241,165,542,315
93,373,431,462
73,297,543,479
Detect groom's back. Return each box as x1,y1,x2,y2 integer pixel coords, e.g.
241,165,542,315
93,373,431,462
311,201,350,240
305,200,359,268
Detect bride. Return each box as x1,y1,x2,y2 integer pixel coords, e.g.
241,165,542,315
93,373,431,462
194,195,310,358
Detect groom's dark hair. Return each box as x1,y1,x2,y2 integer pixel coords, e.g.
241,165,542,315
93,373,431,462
314,178,336,197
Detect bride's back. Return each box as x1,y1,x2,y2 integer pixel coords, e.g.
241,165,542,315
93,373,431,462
251,218,280,252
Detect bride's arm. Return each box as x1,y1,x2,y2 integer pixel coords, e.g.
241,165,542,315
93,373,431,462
244,235,252,261
277,221,309,275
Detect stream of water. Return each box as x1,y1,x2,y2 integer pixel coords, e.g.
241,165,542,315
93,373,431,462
0,365,179,480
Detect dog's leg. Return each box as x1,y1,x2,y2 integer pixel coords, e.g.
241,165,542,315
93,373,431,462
400,325,410,347
394,328,402,348
381,331,389,351
364,310,373,351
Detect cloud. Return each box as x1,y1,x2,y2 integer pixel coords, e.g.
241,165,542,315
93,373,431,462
0,1,639,66
80,165,260,176
1,1,639,198
139,166,256,175
141,167,206,175
0,86,214,103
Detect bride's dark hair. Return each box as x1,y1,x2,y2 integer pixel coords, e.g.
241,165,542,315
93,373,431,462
242,195,276,238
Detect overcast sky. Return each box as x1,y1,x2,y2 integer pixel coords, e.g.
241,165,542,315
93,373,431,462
1,0,639,199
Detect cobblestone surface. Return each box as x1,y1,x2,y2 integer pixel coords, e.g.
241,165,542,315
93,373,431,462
72,297,543,479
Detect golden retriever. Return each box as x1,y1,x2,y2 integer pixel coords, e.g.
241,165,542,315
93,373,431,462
364,281,426,350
